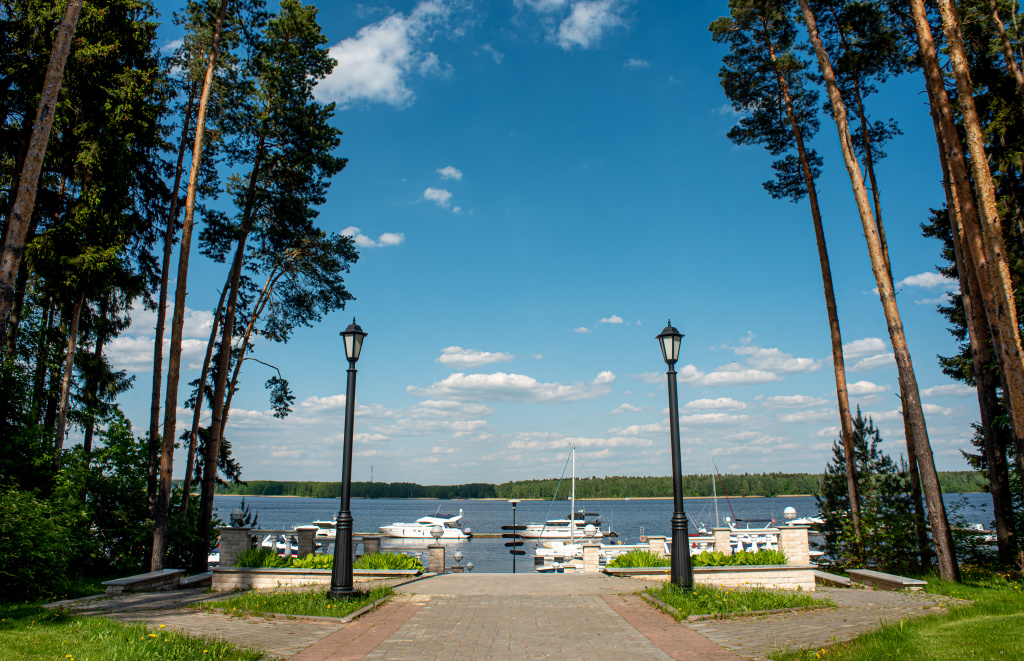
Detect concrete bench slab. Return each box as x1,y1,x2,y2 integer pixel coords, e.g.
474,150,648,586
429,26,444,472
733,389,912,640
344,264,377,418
179,572,213,589
102,569,185,594
848,569,927,591
813,570,851,588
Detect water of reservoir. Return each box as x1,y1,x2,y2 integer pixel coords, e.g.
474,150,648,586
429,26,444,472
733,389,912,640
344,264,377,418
215,492,995,574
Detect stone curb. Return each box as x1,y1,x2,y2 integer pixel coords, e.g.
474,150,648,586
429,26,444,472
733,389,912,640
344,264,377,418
193,595,391,624
639,591,834,622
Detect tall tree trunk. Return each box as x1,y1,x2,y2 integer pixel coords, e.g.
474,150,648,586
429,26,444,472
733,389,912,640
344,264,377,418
798,0,960,581
990,0,1024,102
82,293,108,455
151,0,230,572
5,260,29,355
148,86,197,512
912,0,1024,489
180,276,229,515
31,296,53,420
898,391,930,569
0,0,84,333
53,290,85,464
196,232,248,571
760,17,862,548
928,90,1017,562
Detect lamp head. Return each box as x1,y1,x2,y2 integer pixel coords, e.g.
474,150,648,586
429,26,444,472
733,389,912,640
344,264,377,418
584,524,597,538
430,525,444,541
340,318,367,363
230,508,244,526
656,320,684,366
465,562,474,572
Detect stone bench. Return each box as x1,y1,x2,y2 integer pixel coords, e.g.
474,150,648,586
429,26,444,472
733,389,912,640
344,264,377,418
102,569,185,594
848,569,927,591
179,571,213,589
813,569,851,588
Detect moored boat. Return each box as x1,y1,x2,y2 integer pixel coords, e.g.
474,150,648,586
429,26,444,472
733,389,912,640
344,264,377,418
379,508,472,539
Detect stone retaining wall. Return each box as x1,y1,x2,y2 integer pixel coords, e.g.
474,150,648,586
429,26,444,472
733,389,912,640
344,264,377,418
604,564,816,591
211,567,421,591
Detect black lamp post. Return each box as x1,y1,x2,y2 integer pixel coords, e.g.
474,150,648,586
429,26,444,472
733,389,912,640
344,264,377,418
657,319,693,590
330,318,367,599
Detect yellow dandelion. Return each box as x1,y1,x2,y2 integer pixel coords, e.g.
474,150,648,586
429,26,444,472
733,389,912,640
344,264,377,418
149,633,158,638
160,624,166,628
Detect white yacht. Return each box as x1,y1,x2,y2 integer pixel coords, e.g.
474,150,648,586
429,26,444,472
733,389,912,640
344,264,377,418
379,508,472,539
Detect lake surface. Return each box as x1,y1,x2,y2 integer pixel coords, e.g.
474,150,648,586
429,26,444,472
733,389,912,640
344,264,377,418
215,492,995,573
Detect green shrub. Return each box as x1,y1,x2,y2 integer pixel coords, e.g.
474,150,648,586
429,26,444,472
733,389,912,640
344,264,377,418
0,487,72,599
353,552,424,571
236,547,289,568
291,553,333,569
691,549,787,566
606,549,671,568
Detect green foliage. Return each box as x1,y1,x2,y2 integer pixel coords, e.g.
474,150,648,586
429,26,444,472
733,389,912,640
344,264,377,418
290,553,333,569
817,408,919,573
235,547,289,568
691,549,788,567
197,586,391,619
0,487,75,599
646,582,830,620
353,552,424,571
0,602,262,660
606,549,671,568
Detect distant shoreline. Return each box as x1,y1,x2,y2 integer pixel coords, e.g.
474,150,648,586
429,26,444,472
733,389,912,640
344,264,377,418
213,493,820,500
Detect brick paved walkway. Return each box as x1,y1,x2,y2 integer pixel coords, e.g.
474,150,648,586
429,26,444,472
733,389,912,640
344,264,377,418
52,575,970,660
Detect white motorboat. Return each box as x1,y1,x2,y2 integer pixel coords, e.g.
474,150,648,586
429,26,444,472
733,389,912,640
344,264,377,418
379,508,472,539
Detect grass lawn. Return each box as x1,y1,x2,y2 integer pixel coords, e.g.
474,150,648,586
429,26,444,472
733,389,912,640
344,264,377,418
771,568,1024,660
194,585,392,618
645,583,831,620
0,603,262,660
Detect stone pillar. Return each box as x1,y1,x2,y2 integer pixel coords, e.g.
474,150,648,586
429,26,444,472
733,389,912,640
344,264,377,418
294,527,317,558
218,527,252,567
778,525,810,565
713,528,733,555
451,565,465,573
428,544,445,574
582,543,601,573
362,535,382,555
646,536,669,558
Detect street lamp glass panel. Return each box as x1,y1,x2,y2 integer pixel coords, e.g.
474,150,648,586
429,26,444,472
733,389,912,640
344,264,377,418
341,319,367,362
657,321,683,365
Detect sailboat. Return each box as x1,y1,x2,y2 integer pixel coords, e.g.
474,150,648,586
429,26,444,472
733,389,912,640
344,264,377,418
519,445,613,539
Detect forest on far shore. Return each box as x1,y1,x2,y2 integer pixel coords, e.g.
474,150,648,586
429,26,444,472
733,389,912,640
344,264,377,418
210,471,986,500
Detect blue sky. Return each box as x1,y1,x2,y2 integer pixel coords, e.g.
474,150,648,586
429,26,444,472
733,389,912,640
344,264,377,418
107,0,978,483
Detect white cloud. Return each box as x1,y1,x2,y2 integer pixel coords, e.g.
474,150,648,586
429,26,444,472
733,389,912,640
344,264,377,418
699,364,780,387
842,337,886,359
161,38,183,53
922,403,956,416
680,412,749,425
611,403,642,414
921,383,975,397
849,352,896,371
436,346,514,369
916,294,952,306
478,44,505,63
557,0,628,50
684,397,748,411
633,371,662,384
572,326,593,334
761,395,827,410
340,226,404,248
816,426,841,438
847,380,890,395
599,315,624,324
508,433,653,451
436,165,463,180
407,370,615,403
423,187,453,208
314,0,456,108
864,409,903,422
731,345,820,374
106,336,209,373
778,409,837,424
898,272,957,289
624,57,649,68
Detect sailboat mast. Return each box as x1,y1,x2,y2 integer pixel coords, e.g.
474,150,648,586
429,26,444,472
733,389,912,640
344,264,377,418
711,452,720,528
570,444,576,540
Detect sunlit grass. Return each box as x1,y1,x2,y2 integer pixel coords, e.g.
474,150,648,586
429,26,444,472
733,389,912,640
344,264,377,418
0,603,262,660
645,582,830,620
770,567,1024,661
194,585,391,618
